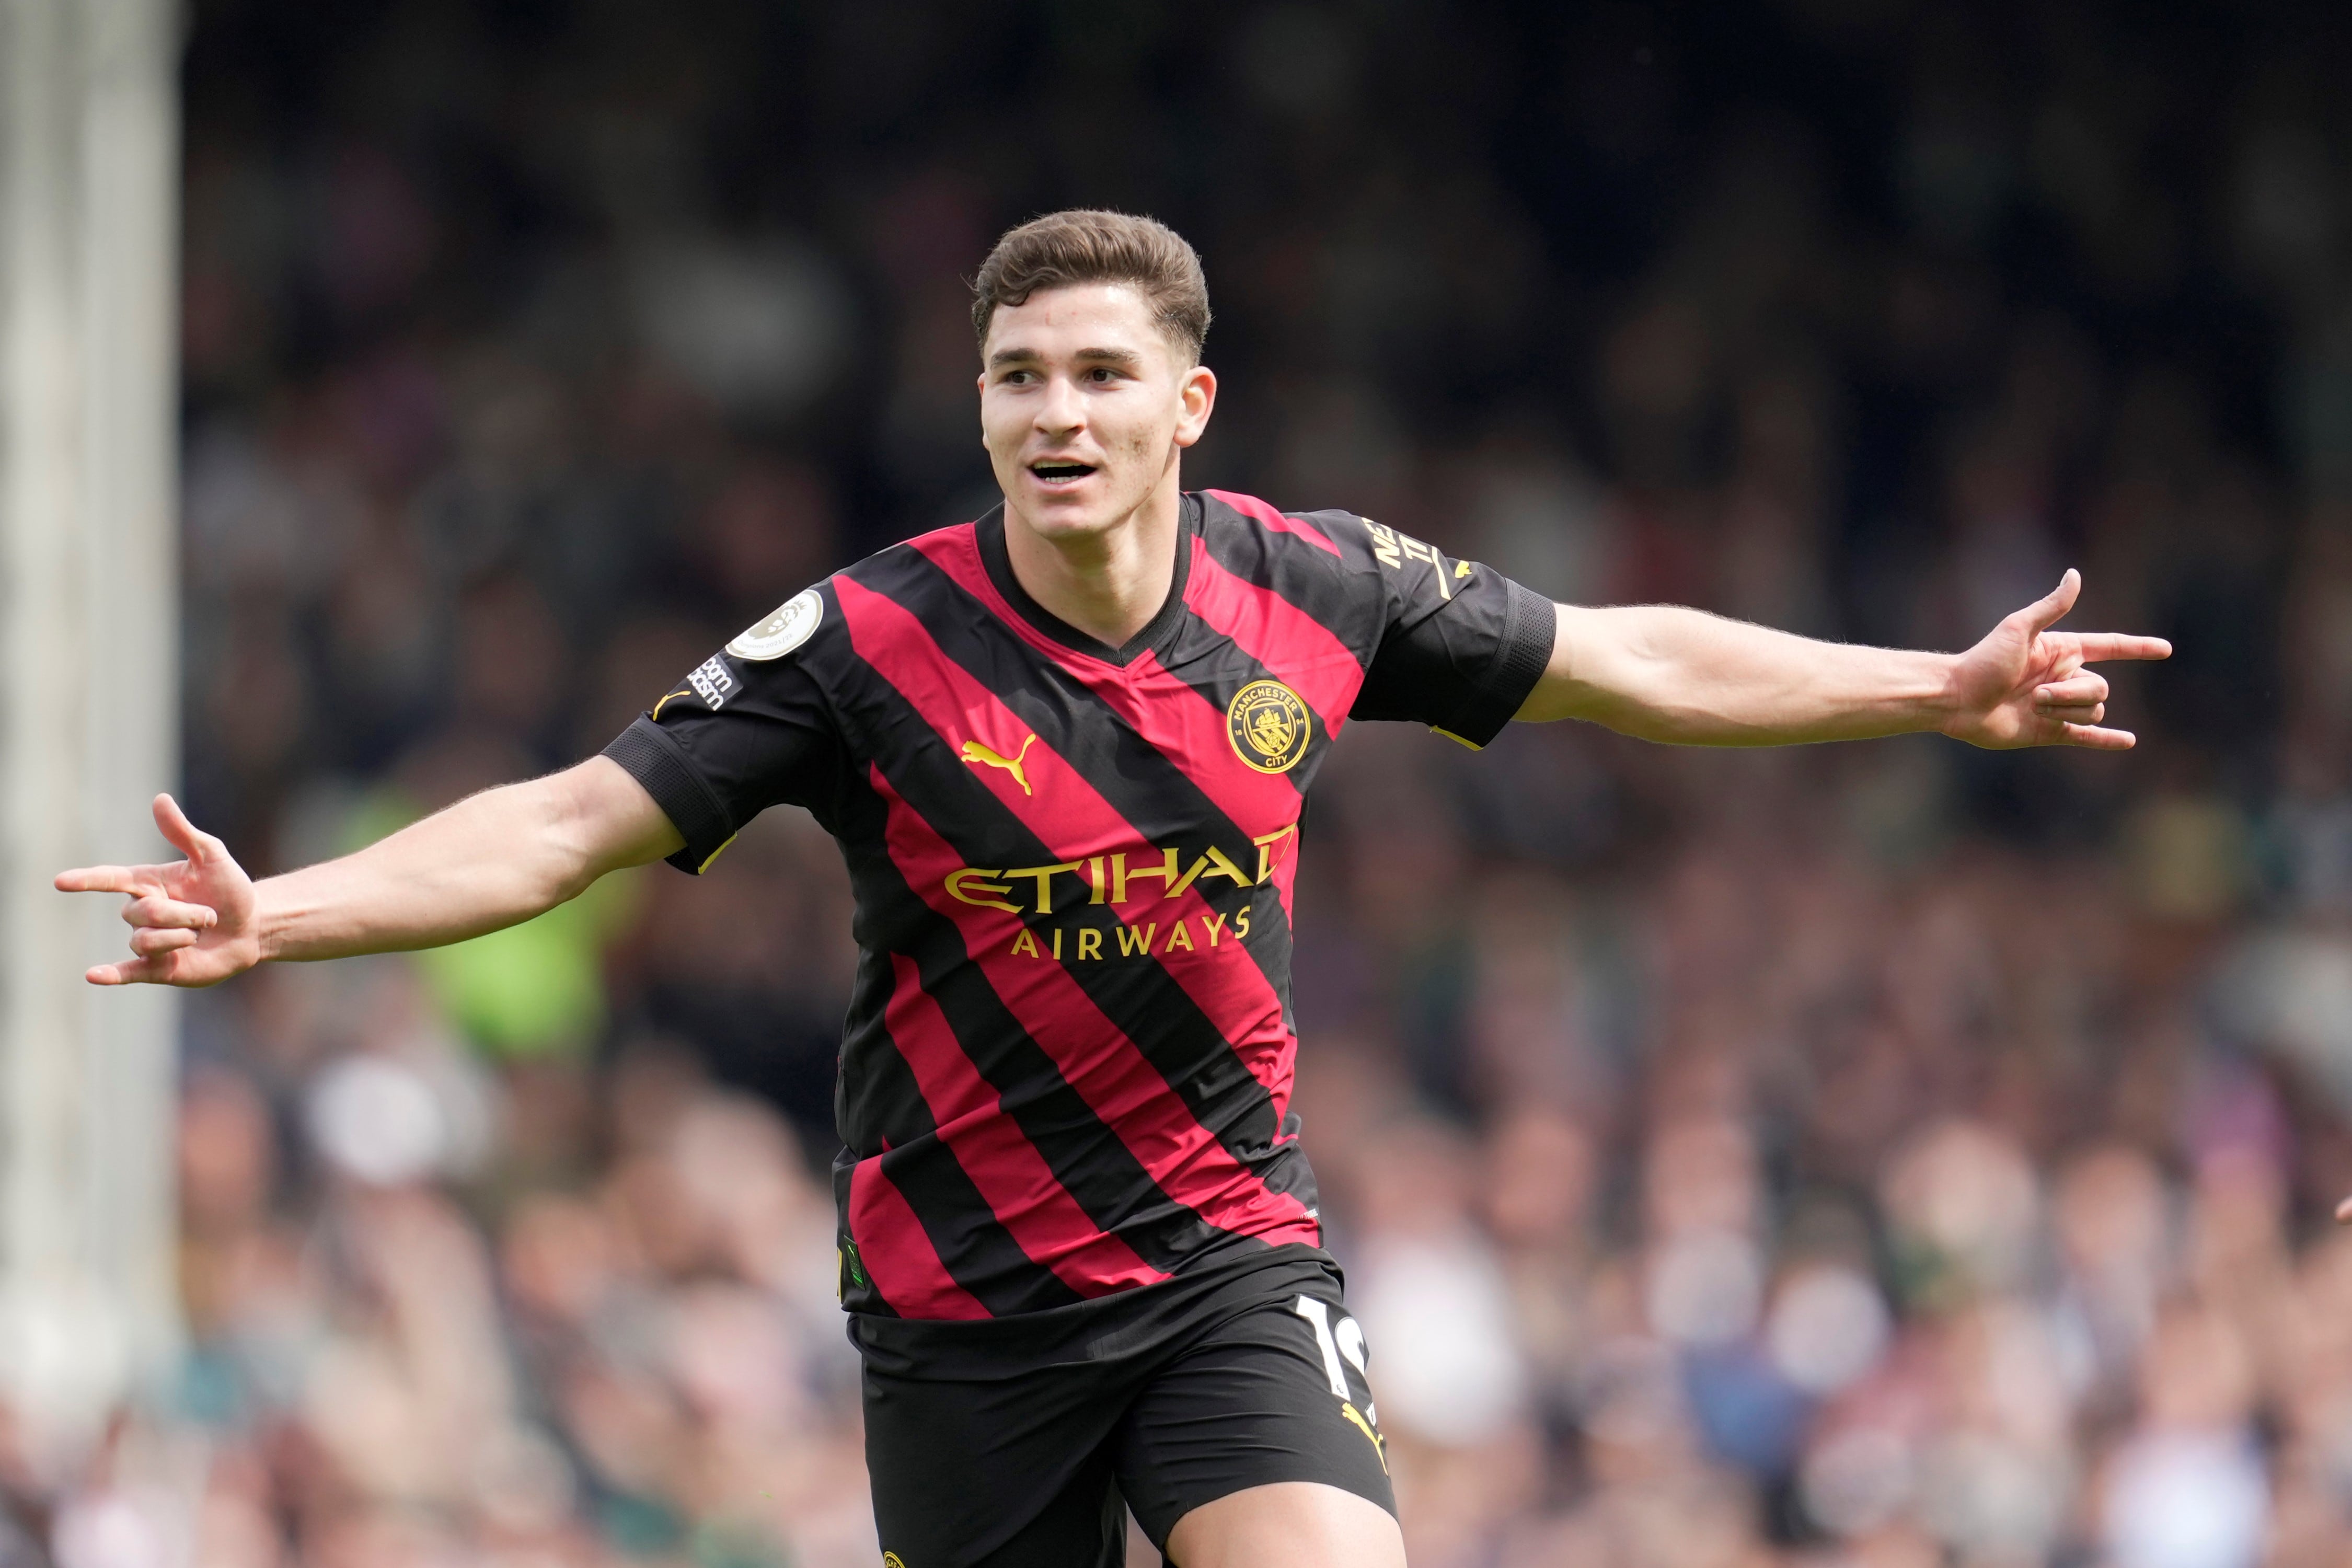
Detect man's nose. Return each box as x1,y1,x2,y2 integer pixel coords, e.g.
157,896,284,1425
1035,373,1086,435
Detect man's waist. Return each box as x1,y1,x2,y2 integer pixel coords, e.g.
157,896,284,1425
846,1239,1342,1374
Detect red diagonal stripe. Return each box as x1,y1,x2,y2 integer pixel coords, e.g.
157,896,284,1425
904,527,1119,672
885,954,1167,1297
837,570,1302,1119
1205,489,1342,558
900,533,1307,1104
869,764,1319,1251
1123,645,1312,942
1180,537,1365,729
848,1160,990,1320
915,524,1329,958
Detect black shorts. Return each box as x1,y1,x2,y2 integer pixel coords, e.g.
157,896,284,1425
851,1245,1394,1567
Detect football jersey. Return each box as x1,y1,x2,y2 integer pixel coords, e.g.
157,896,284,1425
604,490,1554,1318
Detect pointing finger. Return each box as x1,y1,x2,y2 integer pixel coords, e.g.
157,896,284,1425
2073,632,2173,663
2023,569,2083,636
86,955,173,986
55,866,154,896
2058,721,2136,751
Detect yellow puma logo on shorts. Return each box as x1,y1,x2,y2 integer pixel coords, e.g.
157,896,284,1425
959,733,1039,795
1340,1401,1387,1473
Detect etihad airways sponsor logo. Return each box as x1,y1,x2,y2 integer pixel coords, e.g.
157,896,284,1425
1003,906,1253,961
944,829,1295,960
943,826,1296,917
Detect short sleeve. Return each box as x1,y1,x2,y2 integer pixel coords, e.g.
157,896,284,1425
601,589,853,873
1325,513,1557,747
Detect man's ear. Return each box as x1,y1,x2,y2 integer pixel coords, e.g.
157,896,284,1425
1174,363,1217,448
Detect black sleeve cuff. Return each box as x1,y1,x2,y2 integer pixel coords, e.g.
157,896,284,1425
1435,581,1559,748
603,717,736,874
1492,579,1559,716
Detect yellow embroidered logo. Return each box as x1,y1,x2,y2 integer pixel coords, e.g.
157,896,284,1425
1226,681,1311,774
1341,1402,1388,1473
883,1554,908,1568
960,733,1038,795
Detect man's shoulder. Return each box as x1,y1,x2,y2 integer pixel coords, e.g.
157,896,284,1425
806,519,990,629
714,522,976,680
839,517,979,587
1197,489,1378,566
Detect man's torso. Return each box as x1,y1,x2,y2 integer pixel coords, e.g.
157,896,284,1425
607,490,1551,1319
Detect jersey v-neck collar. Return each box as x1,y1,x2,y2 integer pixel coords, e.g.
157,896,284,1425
973,494,1199,669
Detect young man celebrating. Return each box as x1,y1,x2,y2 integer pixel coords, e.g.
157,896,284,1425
62,211,2168,1567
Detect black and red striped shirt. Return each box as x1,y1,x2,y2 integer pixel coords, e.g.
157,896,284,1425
605,491,1554,1318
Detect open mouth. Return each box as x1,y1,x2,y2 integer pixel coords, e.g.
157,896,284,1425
1029,462,1097,485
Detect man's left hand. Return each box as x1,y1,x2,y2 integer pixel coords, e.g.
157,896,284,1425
1942,570,2172,751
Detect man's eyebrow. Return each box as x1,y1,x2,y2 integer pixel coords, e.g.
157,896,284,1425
986,345,1146,370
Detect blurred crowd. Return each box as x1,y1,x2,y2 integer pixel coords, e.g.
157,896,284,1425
31,1,2352,1565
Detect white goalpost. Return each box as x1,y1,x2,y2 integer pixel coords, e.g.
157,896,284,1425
0,0,182,1461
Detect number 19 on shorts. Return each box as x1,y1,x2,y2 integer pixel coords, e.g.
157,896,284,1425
1293,1295,1386,1472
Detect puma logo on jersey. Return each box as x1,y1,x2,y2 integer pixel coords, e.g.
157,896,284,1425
960,734,1038,795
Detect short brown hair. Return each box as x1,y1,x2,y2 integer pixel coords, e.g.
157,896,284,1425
971,209,1212,362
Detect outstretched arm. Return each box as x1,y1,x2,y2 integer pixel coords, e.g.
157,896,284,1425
1513,569,2171,749
55,756,684,987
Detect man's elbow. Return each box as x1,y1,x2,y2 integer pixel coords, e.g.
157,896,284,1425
545,756,680,883
509,766,607,901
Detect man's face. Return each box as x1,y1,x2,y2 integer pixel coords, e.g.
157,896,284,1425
979,283,1215,544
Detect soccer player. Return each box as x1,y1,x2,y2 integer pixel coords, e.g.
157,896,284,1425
61,210,2167,1568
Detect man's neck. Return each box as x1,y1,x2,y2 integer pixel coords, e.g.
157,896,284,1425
1001,475,1183,650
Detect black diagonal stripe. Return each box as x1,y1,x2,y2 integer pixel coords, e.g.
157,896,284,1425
816,630,1294,1180
1195,500,1389,667
840,829,1232,1274
827,1157,898,1317
825,952,1085,1315
865,1048,1087,1317
1151,594,1332,805
861,545,1307,1008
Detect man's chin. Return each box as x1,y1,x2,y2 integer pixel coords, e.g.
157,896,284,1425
1009,488,1121,540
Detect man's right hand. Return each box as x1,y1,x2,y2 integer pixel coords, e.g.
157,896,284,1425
55,794,261,987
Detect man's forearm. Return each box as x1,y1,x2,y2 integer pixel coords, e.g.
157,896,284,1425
256,770,629,962
1518,604,1957,744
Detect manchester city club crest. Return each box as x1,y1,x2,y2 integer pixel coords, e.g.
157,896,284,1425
1226,679,1312,774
